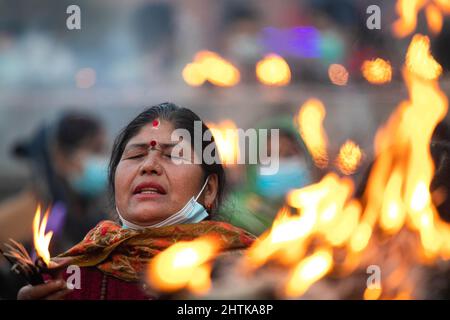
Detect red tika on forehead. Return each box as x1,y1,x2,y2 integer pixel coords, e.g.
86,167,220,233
149,140,157,147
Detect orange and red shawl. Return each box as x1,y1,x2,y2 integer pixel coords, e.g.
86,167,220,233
55,220,255,282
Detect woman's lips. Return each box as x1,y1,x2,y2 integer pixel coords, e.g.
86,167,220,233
132,181,167,201
133,192,165,201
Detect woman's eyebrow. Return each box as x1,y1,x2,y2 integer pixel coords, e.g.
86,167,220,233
124,143,149,152
124,141,179,151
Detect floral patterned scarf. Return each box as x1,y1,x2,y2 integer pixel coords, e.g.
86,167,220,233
55,220,255,282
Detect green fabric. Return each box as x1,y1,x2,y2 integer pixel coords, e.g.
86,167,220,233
217,115,313,236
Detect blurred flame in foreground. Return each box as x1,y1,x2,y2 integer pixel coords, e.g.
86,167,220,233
296,99,329,168
285,249,333,297
245,33,450,299
146,237,219,294
33,206,53,266
182,51,240,87
335,140,364,175
206,120,240,165
361,58,392,85
393,0,450,37
256,54,291,86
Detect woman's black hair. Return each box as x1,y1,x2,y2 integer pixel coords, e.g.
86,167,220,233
108,102,225,215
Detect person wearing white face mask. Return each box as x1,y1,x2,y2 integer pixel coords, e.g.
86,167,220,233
116,176,211,229
218,115,316,236
17,103,255,300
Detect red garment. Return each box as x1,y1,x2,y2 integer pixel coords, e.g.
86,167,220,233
61,266,152,300
47,220,255,300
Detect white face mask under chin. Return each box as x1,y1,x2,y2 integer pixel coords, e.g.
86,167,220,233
116,177,210,230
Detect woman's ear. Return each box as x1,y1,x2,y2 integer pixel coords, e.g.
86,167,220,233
204,174,219,211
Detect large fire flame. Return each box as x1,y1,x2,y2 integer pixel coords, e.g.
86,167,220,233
393,0,450,37
244,33,450,299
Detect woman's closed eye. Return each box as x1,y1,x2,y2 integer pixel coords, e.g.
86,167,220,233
124,153,146,160
163,152,185,160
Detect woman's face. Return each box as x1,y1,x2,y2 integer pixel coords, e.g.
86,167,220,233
114,120,217,226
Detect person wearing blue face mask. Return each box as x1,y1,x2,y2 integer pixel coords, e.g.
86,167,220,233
0,111,111,298
68,155,110,198
0,111,110,253
255,156,311,200
218,115,316,236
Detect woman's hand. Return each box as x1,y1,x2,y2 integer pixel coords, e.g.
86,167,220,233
17,257,75,300
17,280,72,300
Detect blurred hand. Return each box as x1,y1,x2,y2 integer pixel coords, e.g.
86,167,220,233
17,280,72,300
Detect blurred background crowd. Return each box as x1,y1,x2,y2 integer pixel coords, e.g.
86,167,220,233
1,0,450,299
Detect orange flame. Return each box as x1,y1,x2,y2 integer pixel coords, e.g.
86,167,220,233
146,237,219,294
256,54,291,86
426,3,444,34
393,0,450,37
296,98,329,168
328,64,349,86
32,205,53,265
361,34,448,263
406,34,442,80
245,173,354,274
364,286,383,300
335,140,364,175
245,33,450,299
182,50,240,87
182,63,206,87
206,120,240,165
284,249,333,297
361,58,392,85
245,207,311,268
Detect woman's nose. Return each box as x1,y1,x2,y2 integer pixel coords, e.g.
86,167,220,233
139,152,162,176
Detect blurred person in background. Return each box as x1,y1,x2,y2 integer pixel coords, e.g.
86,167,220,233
0,111,110,298
218,115,315,236
0,111,110,251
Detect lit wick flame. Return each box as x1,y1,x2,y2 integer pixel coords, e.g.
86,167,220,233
335,140,364,175
146,237,219,294
256,54,291,86
206,120,240,166
296,98,329,168
32,205,53,266
182,50,240,87
361,58,392,85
